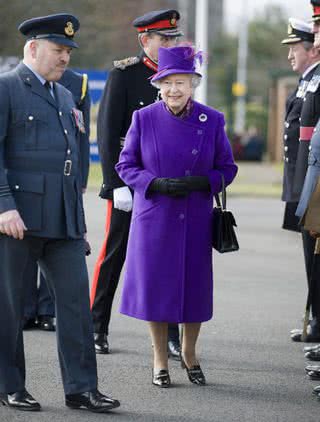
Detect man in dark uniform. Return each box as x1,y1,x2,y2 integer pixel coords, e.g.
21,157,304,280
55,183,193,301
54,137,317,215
90,9,183,357
281,18,315,233
22,68,91,332
290,1,320,343
0,14,120,412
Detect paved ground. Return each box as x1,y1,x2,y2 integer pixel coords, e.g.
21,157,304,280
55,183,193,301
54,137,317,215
1,193,320,422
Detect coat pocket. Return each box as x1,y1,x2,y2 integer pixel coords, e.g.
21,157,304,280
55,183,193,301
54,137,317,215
10,109,49,150
7,171,45,231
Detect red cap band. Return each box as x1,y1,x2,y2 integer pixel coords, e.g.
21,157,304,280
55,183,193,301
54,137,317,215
136,18,177,33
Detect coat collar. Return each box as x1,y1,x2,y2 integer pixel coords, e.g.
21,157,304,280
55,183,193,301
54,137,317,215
15,62,58,109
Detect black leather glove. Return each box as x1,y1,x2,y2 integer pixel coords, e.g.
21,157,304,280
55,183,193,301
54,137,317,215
149,178,189,197
184,176,210,192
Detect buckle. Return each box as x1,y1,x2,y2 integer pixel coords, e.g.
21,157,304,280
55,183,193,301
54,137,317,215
64,160,72,176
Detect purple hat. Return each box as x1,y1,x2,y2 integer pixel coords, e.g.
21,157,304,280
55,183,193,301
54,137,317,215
151,46,203,83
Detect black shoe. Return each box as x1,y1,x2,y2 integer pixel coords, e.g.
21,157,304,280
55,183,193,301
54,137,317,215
313,385,320,395
22,317,38,330
304,344,320,353
94,333,109,354
167,340,181,361
305,349,320,361
65,389,120,413
152,369,171,388
0,390,41,411
38,315,55,332
291,330,320,343
306,365,320,380
181,358,206,386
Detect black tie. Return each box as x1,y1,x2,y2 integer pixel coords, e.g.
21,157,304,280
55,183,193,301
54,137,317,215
44,81,55,99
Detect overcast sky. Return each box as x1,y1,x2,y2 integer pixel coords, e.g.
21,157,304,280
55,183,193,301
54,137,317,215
224,0,311,32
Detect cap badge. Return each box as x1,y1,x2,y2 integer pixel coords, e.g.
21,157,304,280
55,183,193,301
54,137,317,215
199,113,207,122
170,18,176,26
288,23,293,35
65,21,74,36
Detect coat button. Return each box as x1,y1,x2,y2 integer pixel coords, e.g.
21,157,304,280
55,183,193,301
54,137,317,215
28,115,34,121
286,157,289,163
59,111,63,116
64,129,68,134
284,134,288,140
299,118,301,122
314,128,317,133
284,146,288,151
15,185,19,190
197,130,203,135
179,213,185,220
192,149,198,155
199,113,207,122
139,101,144,106
285,122,290,128
67,149,71,155
309,146,312,151
185,170,191,176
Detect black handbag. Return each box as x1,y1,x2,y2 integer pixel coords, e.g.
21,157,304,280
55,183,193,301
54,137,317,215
212,175,239,253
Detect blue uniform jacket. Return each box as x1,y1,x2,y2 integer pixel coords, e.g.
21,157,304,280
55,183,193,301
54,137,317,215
0,63,86,239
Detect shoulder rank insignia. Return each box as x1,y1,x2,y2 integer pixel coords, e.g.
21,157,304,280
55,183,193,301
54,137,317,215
113,56,140,70
307,75,320,94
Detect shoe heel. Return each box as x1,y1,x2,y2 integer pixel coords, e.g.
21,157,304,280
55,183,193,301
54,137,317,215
66,401,81,409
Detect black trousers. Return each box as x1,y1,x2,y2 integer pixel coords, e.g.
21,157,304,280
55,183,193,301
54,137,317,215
90,200,180,341
0,235,97,394
23,258,55,319
301,228,320,325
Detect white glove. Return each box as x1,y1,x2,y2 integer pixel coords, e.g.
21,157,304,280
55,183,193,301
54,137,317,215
113,186,133,212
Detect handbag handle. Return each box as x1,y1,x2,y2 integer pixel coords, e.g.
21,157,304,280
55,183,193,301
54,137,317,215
214,173,226,210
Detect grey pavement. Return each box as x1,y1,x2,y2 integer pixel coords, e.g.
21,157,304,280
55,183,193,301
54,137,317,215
1,193,319,422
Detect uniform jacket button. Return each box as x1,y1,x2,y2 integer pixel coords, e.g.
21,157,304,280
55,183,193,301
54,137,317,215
284,146,288,151
28,115,34,121
192,149,198,155
179,213,185,220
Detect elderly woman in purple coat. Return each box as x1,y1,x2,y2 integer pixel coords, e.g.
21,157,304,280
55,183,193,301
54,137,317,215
115,45,237,388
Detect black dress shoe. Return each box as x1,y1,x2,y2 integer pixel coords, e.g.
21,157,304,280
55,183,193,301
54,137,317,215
167,340,181,361
312,385,320,395
0,390,41,411
94,333,109,354
38,315,55,332
304,344,320,353
65,389,120,413
291,330,320,343
22,317,38,330
152,369,171,388
181,358,206,386
306,365,320,379
305,349,320,361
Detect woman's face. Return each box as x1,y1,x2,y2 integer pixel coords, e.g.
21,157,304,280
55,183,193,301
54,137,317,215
159,74,193,114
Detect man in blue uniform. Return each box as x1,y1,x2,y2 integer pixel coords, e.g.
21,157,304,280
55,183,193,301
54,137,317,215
0,14,120,413
22,68,91,332
90,9,183,358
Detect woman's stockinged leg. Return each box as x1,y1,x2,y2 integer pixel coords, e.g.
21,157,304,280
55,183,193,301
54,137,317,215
148,321,168,370
181,322,201,368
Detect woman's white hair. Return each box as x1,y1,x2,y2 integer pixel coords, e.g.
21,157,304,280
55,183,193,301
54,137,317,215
151,73,202,89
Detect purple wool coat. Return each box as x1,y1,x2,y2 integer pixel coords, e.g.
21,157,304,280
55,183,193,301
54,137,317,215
115,100,237,323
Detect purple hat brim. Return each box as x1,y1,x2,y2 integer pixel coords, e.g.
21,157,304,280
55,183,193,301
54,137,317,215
151,68,202,83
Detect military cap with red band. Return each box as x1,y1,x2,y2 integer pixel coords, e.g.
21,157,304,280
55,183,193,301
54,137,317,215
133,9,183,37
311,0,320,22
